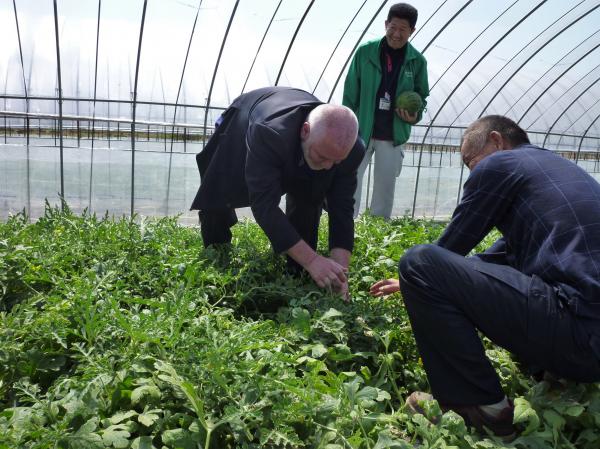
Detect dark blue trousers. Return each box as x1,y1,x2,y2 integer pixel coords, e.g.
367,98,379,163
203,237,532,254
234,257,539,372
199,196,323,275
399,244,600,406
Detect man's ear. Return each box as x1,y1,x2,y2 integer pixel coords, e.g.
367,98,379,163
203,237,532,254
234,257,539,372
489,130,504,150
300,122,310,140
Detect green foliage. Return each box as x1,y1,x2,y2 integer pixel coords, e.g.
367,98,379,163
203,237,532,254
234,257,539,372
0,205,597,448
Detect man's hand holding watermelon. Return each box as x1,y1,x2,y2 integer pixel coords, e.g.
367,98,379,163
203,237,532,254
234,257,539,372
395,91,423,124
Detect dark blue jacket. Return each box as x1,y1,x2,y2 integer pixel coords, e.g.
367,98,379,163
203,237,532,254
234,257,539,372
438,145,600,330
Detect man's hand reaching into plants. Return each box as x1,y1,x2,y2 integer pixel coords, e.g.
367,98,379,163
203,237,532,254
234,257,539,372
306,254,347,291
370,278,400,297
287,240,350,300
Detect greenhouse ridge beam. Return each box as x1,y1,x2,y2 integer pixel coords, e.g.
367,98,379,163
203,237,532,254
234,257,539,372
0,94,226,111
0,110,211,129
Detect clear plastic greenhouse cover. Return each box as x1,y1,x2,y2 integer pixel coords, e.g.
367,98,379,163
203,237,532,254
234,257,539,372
1,0,599,223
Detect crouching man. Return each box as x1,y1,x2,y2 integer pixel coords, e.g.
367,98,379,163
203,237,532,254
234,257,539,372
371,115,600,438
191,87,365,298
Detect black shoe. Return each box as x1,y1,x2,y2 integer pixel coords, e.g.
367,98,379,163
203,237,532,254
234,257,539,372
405,392,516,441
448,400,516,441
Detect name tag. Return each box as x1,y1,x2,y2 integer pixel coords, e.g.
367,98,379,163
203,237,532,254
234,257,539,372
379,92,391,111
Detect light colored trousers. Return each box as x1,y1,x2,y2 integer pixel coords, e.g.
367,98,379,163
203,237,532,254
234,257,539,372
353,139,405,219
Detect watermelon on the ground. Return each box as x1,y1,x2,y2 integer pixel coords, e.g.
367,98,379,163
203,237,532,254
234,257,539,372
395,91,422,115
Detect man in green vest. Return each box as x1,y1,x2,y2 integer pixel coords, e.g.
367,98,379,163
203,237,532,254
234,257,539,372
343,2,429,219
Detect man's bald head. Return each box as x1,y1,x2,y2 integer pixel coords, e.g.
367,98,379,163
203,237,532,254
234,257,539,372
301,104,359,170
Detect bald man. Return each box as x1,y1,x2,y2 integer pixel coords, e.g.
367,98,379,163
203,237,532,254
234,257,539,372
191,87,365,296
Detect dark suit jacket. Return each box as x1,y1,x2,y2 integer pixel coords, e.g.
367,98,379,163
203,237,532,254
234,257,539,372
436,145,600,354
190,87,365,254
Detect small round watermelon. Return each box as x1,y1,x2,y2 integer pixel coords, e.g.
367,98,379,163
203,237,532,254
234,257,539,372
395,91,422,115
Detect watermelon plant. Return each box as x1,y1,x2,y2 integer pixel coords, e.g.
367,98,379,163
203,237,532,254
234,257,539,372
0,203,598,449
395,91,423,115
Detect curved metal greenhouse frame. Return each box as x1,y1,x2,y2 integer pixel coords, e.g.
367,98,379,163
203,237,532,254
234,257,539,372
1,0,599,223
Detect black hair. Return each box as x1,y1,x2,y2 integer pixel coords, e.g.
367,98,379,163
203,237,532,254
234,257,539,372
388,3,418,28
477,115,530,147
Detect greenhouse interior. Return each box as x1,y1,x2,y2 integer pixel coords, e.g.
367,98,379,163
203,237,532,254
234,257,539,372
2,1,600,448
2,0,599,223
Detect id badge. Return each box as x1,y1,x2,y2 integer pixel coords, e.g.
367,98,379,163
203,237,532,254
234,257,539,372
378,92,391,111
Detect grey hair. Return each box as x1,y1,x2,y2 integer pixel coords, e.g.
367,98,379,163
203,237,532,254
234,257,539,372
465,115,530,149
306,104,358,150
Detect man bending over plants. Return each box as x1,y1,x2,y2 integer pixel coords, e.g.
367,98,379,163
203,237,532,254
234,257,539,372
191,87,365,298
370,115,600,438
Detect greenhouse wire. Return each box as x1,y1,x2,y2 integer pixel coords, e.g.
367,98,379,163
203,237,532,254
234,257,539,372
275,0,315,86
327,0,388,103
577,112,600,164
89,0,102,212
435,1,588,207
409,0,480,218
52,0,65,203
13,0,31,219
131,0,148,217
555,95,600,151
241,0,283,95
412,0,547,218
428,1,519,93
478,3,600,120
312,0,367,96
409,0,448,42
202,0,240,148
516,39,600,125
542,75,600,148
440,0,586,148
529,53,597,130
422,0,520,217
169,0,202,154
420,0,473,54
167,0,203,216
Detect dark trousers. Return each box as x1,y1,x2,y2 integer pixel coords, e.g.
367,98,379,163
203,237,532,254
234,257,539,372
399,244,600,406
199,194,323,269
